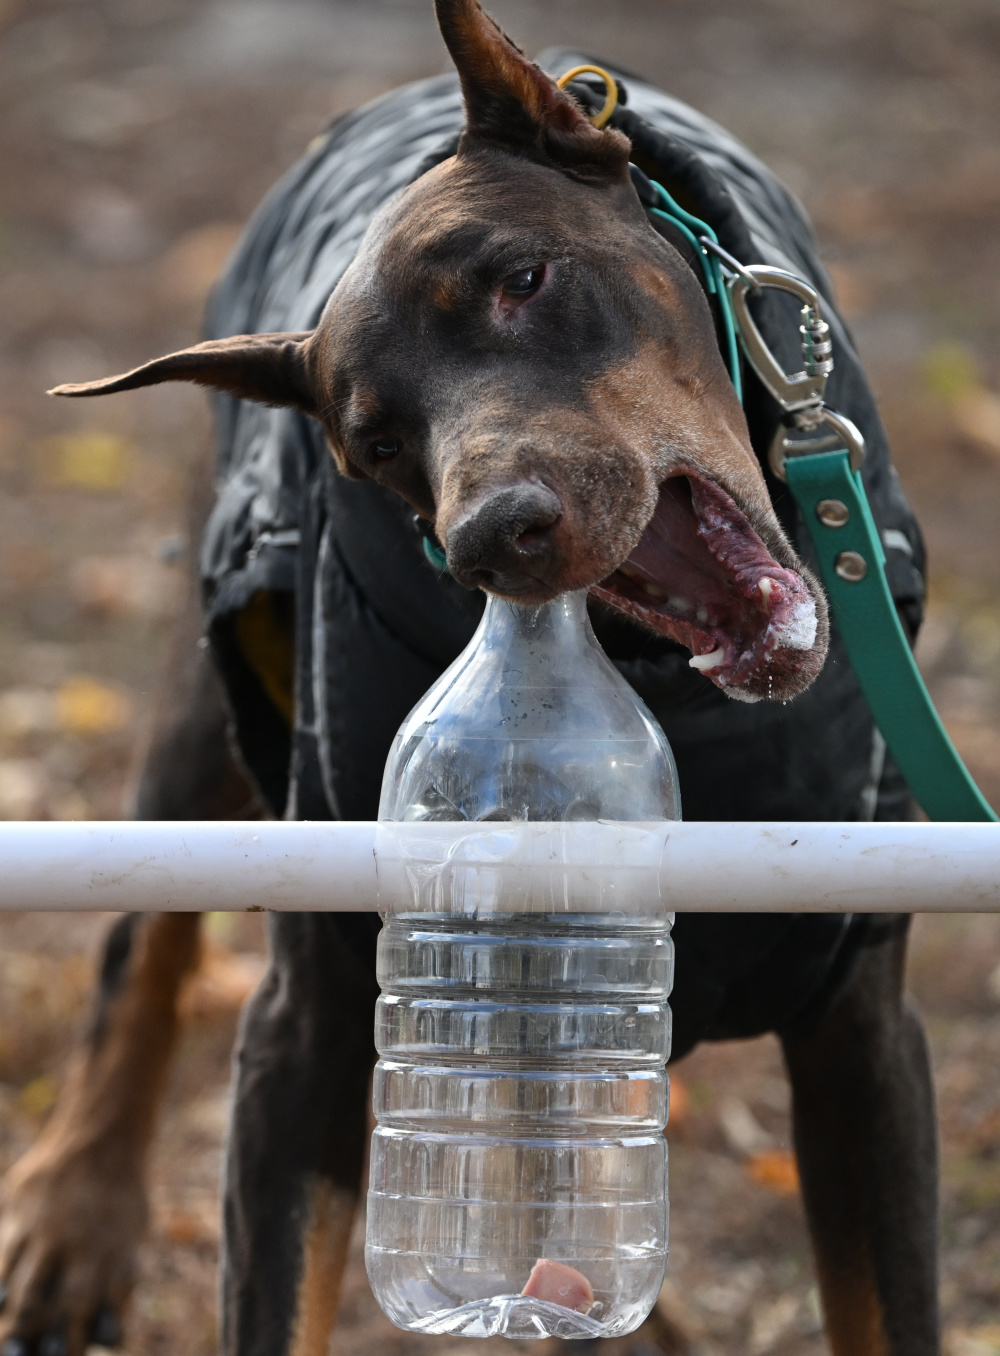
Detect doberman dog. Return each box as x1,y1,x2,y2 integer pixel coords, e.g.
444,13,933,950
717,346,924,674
0,3,939,1355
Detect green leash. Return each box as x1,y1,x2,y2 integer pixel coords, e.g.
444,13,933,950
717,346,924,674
669,220,996,824
786,451,996,822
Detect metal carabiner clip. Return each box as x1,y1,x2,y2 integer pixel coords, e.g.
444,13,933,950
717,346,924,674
766,407,867,485
726,262,866,483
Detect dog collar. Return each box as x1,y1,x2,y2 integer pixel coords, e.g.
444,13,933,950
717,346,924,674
630,163,744,403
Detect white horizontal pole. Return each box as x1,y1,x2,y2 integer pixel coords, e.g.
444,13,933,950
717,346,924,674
0,820,996,913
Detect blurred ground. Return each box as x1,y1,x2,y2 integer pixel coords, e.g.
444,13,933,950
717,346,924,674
0,0,998,1353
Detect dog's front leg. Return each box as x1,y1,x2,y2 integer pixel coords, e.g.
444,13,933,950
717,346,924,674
221,913,379,1356
781,915,939,1356
0,527,258,1356
0,913,202,1356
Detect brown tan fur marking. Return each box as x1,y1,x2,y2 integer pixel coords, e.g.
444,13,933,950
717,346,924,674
288,1178,360,1356
815,1257,893,1356
0,914,202,1354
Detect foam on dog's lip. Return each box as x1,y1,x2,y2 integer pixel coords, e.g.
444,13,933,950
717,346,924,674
771,592,819,651
590,472,820,702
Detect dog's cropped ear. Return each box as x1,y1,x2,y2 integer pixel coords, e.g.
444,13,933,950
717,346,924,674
48,332,318,414
435,0,630,180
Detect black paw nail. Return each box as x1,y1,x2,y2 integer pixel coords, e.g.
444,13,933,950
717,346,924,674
89,1306,122,1349
0,1337,29,1356
38,1333,67,1356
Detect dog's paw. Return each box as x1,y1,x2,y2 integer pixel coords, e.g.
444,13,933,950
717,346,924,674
0,1137,147,1356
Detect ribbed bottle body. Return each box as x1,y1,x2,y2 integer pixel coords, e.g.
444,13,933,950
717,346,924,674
367,591,680,1339
366,911,673,1339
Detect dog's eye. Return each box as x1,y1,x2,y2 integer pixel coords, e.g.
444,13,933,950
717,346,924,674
371,437,401,460
501,266,544,302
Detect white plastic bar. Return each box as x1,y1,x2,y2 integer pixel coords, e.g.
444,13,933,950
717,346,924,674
0,820,996,912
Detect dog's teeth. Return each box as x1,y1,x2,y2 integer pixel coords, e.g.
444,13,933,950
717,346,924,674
619,562,641,579
643,581,665,598
758,577,775,601
696,605,708,624
689,646,726,672
668,594,691,614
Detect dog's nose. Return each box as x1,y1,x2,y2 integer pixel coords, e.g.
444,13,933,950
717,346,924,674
446,481,562,591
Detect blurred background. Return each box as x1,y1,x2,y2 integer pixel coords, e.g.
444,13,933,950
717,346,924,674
0,1,998,1353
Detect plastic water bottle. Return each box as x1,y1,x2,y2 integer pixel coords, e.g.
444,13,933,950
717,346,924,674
366,590,680,1339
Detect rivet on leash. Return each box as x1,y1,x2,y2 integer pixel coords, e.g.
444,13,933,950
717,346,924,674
835,550,868,582
815,498,850,528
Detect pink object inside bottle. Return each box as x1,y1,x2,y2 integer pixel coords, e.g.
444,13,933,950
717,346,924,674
521,1259,595,1314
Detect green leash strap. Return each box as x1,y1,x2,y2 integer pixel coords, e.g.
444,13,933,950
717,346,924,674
785,450,997,823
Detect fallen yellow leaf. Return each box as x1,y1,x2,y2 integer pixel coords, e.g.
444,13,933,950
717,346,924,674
748,1149,800,1196
35,432,135,491
18,1074,59,1119
923,341,980,403
56,676,132,734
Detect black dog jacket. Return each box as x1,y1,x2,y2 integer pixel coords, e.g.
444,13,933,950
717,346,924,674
201,54,925,1058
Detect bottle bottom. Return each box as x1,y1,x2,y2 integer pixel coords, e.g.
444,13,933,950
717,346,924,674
365,1247,665,1339
409,1294,609,1340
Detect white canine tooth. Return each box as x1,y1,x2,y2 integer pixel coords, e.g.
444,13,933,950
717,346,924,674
668,594,692,614
758,577,775,601
619,561,641,579
689,646,726,672
696,605,709,624
643,581,665,598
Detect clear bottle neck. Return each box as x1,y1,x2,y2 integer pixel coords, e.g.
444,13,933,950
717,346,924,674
459,590,628,702
380,588,681,824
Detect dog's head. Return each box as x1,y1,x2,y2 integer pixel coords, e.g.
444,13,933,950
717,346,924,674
51,0,827,703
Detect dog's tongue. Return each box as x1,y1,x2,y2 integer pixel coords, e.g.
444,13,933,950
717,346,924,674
628,476,804,608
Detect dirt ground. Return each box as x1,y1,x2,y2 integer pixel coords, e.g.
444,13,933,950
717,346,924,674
0,1,999,1354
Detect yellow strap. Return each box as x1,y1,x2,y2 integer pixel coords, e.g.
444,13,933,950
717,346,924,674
555,65,619,129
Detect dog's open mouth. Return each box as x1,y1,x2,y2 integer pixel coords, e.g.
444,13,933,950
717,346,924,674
590,471,826,702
